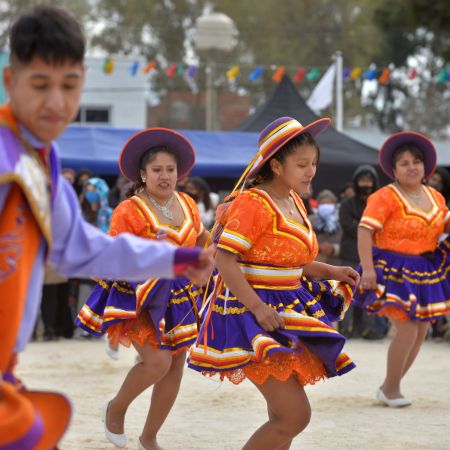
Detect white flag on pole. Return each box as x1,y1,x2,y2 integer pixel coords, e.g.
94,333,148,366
306,63,336,113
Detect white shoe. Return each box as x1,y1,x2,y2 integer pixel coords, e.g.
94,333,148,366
102,401,127,448
376,388,412,407
104,336,119,361
137,438,146,450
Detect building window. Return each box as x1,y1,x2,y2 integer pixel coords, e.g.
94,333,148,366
73,106,111,124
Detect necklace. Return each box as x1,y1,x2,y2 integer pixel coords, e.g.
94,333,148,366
396,183,422,203
145,191,174,220
261,187,295,215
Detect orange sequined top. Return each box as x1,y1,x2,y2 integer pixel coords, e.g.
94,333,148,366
216,189,318,289
359,184,450,255
110,192,204,247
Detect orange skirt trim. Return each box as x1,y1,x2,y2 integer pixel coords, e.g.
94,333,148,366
377,305,410,322
107,313,185,355
203,343,327,386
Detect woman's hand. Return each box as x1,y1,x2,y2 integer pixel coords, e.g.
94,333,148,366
329,266,360,286
360,268,377,290
250,302,285,332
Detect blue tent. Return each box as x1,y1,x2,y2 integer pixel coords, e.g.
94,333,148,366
57,126,259,178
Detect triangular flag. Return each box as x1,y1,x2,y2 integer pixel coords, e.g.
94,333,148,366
166,63,177,78
307,63,336,112
128,60,139,76
306,67,320,81
177,63,185,77
407,68,417,80
272,65,285,83
187,65,197,78
226,65,240,81
102,57,114,74
350,67,362,80
294,67,306,84
248,66,264,81
363,68,377,80
142,60,157,74
437,68,448,83
343,67,350,80
378,67,391,85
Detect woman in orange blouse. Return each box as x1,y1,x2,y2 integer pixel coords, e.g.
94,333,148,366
189,117,359,450
357,132,450,408
77,128,211,450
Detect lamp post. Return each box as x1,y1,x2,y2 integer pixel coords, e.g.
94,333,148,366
194,13,237,130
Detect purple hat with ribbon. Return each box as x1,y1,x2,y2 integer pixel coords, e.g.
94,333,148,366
119,128,196,182
379,131,437,180
247,116,331,179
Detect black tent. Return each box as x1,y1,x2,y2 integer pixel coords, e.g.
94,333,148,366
237,75,384,193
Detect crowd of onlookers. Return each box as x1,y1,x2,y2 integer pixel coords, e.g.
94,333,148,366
34,165,450,343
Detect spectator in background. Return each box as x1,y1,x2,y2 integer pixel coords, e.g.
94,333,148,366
427,167,450,340
310,189,341,264
74,167,93,196
339,182,355,201
184,177,218,230
109,175,132,209
338,165,388,339
61,167,76,185
82,177,113,233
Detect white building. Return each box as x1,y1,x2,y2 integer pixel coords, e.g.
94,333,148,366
75,56,148,128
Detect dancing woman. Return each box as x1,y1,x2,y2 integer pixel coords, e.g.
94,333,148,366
189,117,359,450
77,128,210,450
356,132,450,407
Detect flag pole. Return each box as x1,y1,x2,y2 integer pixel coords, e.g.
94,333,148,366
335,50,344,132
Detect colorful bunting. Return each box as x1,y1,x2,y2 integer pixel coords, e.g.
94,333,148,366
102,57,114,74
272,65,285,83
306,67,320,81
248,65,264,81
293,67,306,84
226,65,240,81
142,60,157,74
176,63,185,77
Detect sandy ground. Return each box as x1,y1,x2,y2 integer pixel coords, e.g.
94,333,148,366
18,338,450,450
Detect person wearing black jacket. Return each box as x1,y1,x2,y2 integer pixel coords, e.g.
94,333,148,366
339,165,388,339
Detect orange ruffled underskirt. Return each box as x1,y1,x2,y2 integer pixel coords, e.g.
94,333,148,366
203,343,327,386
107,313,185,355
377,305,410,322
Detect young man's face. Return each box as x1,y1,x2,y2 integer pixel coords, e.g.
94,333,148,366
4,56,84,145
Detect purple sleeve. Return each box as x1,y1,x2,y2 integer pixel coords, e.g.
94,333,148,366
49,178,177,281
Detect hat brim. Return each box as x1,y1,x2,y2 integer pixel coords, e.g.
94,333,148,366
22,390,72,450
248,118,331,179
379,132,437,180
119,128,196,182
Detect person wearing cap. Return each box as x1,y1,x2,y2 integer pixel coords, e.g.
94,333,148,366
188,116,359,449
0,6,213,448
356,132,450,408
76,127,209,450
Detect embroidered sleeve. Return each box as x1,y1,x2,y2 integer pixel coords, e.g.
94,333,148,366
217,192,272,256
109,200,147,237
359,187,393,232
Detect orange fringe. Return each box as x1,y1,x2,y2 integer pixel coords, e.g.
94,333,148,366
377,305,410,322
204,343,327,386
107,313,185,355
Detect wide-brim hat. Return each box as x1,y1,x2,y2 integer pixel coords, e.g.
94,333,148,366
119,128,196,182
0,383,72,450
247,116,331,179
379,131,437,180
